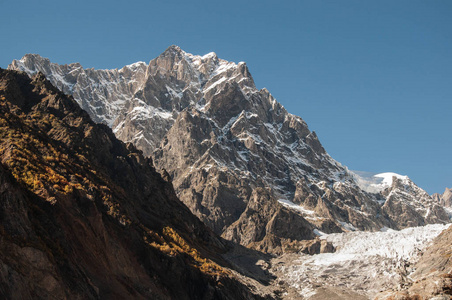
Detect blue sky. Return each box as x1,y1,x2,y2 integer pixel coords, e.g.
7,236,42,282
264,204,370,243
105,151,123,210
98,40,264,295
1,0,451,194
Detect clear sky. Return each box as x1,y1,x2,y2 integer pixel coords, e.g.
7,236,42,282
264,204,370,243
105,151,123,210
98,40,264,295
1,0,451,194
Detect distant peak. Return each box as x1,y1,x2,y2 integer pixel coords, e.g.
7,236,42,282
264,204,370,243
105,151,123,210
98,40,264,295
352,171,411,193
8,54,49,75
163,45,185,56
161,46,221,65
374,172,408,182
153,45,189,65
201,52,218,60
168,44,182,51
20,53,49,62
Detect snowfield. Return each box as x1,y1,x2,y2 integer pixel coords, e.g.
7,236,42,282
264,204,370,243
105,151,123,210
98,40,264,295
271,223,450,299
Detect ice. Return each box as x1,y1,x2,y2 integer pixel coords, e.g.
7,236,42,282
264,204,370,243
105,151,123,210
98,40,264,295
324,224,449,260
275,223,450,299
380,226,396,232
313,229,327,236
338,221,358,231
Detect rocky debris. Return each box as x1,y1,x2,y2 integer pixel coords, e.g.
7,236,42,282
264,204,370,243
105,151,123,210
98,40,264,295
283,238,335,255
0,69,270,300
8,47,451,254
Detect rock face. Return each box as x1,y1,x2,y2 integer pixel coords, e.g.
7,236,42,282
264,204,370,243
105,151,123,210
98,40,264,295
433,187,452,209
0,69,268,299
8,46,451,253
443,188,452,206
378,175,450,228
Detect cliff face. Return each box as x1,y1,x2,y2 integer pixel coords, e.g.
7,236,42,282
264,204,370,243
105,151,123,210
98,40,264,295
0,69,267,300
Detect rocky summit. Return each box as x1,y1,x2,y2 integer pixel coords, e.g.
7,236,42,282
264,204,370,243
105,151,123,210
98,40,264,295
433,187,452,209
9,46,451,254
0,69,272,299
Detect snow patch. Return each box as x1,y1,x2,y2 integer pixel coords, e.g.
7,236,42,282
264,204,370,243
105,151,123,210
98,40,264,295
313,229,327,236
203,76,227,93
443,207,452,219
130,104,173,121
278,199,316,215
338,221,358,232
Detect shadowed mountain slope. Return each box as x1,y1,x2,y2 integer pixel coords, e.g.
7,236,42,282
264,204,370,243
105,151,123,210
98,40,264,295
0,68,270,299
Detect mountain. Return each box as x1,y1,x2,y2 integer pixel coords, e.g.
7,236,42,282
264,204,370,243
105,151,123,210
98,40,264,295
9,46,451,253
0,68,269,299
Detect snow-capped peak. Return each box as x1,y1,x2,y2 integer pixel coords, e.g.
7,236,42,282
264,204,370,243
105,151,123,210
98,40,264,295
352,171,410,193
375,172,409,186
201,51,218,60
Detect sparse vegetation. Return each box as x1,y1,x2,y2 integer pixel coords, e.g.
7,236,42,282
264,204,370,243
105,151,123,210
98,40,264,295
143,226,228,276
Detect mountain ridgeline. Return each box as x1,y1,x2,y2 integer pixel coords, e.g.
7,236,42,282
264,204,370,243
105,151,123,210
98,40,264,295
0,69,271,299
9,46,451,254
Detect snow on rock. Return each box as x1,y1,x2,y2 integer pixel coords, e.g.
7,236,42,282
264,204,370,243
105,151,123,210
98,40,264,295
278,199,316,216
338,221,358,232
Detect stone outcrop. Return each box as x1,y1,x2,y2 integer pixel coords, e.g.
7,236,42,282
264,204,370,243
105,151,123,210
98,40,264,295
433,187,452,208
443,188,452,207
283,238,335,255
